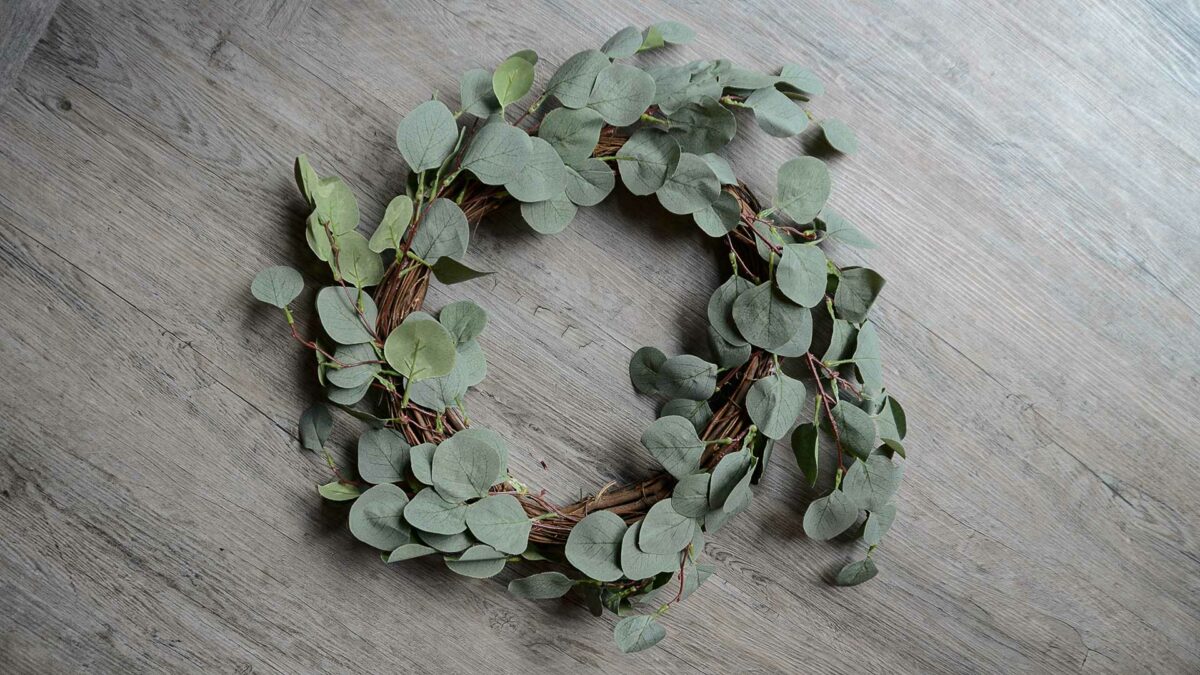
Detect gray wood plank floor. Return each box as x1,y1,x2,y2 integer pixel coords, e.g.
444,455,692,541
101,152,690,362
1,1,1196,672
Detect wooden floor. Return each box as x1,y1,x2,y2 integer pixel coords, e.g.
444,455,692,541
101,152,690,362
1,1,1197,672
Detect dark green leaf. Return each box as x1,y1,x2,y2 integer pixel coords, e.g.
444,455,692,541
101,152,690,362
791,422,819,487
629,345,666,395
431,256,492,285
667,97,737,154
299,403,332,452
661,398,712,432
418,529,474,553
832,401,877,460
707,274,753,346
863,503,896,546
842,455,903,511
708,449,751,510
707,326,751,369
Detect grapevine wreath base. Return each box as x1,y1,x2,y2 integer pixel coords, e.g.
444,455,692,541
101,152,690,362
251,21,909,653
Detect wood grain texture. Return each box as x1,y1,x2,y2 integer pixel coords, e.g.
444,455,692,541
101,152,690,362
1,0,1197,672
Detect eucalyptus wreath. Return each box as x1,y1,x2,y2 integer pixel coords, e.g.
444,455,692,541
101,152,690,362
250,21,909,653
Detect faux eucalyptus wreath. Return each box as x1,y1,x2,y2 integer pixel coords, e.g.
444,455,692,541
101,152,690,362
250,21,909,653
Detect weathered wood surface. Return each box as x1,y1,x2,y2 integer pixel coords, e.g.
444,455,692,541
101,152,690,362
1,0,1197,672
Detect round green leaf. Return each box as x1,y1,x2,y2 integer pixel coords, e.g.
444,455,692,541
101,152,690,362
311,176,360,235
777,64,824,97
621,520,680,580
853,321,883,394
251,266,303,308
834,267,886,324
655,354,717,400
746,86,808,137
660,398,712,432
520,192,577,234
588,63,656,127
465,494,531,555
766,308,813,358
819,209,875,248
746,371,807,440
546,49,609,108
330,232,384,288
492,55,535,109
708,448,751,510
317,481,361,502
731,281,809,350
418,529,474,553
315,286,378,345
666,97,736,154
410,442,435,485
863,503,896,546
775,156,831,224
459,121,531,186
396,99,458,172
700,152,735,185
383,316,456,382
777,243,828,308
455,339,487,387
842,455,903,511
670,472,711,518
439,300,488,346
831,401,877,460
835,558,878,586
385,543,437,563
403,486,467,534
791,422,819,487
650,20,695,44
707,326,751,369
452,426,510,484
369,195,414,253
326,381,369,406
508,571,574,599
430,433,500,502
458,68,500,118
639,499,695,555
600,26,642,58
410,198,469,264
328,346,382,391
445,544,508,578
617,128,681,195
349,483,411,550
564,158,615,206
538,107,604,164
656,152,720,215
707,274,753,346
614,615,666,654
357,428,410,484
692,191,741,237
505,137,568,203
802,490,858,540
821,118,858,154
565,510,627,582
629,345,666,395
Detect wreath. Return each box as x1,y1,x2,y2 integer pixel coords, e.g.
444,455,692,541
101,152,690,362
250,21,909,653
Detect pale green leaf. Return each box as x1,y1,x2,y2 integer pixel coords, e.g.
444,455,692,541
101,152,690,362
835,558,878,586
863,503,896,546
315,286,378,345
317,481,360,501
465,494,531,554
821,119,858,154
326,381,369,406
431,431,501,501
834,267,885,324
458,68,501,118
621,520,680,580
747,371,807,439
614,615,666,653
385,543,437,562
746,86,808,137
655,354,717,400
410,442,436,485
383,316,456,382
641,416,704,480
832,401,877,460
601,26,642,58
459,121,531,186
775,156,831,224
766,308,813,358
707,326,751,369
537,106,603,164
629,346,666,395
445,544,507,578
776,243,828,307
419,529,474,553
508,571,575,599
731,281,809,350
588,63,656,126
294,153,319,206
639,499,695,554
311,176,360,235
520,192,577,234
803,490,858,540
396,99,458,172
547,50,609,109
331,232,385,288
707,274,753,346
708,448,751,510
251,266,303,308
667,97,736,154
650,20,695,44
671,472,711,518
349,483,411,550
692,191,741,236
819,209,875,248
842,455,903,511
403,486,467,534
492,55,535,108
505,137,568,203
565,510,626,582
438,300,488,346
853,321,883,394
617,128,681,195
357,428,410,484
369,195,414,253
564,158,615,206
700,153,735,184
410,198,469,264
661,398,712,432
656,152,720,215
776,64,824,97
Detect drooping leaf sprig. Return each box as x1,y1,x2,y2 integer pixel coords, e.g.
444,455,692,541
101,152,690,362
251,20,909,654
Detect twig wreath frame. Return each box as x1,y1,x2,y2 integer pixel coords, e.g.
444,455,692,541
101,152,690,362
250,21,909,653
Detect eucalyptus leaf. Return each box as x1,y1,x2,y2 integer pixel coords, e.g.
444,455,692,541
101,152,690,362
776,64,824,97
629,346,667,395
621,520,680,580
692,191,741,237
700,153,735,185
661,398,712,432
383,316,456,382
452,427,510,484
766,308,813,358
707,326,751,369
431,256,492,285
831,401,877,460
492,55,535,109
614,615,666,654
746,86,808,137
791,422,819,487
369,195,414,253
431,431,501,501
410,198,469,264
538,107,604,164
445,544,507,578
708,448,751,510
396,99,458,172
317,481,361,502
803,490,858,540
731,281,809,350
641,416,704,480
327,342,379,389
565,510,627,582
311,176,360,235
777,244,828,308
520,192,578,234
746,371,807,439
667,97,736,154
617,128,681,195
823,317,856,361
547,49,609,108
316,286,378,345
508,571,574,599
419,529,475,553
707,274,753,346
650,20,695,44
349,483,411,550
299,403,332,452
706,456,756,532
718,66,779,90
835,558,878,586
775,156,831,224
458,68,501,118
465,494,531,554
819,209,875,248
326,381,370,406
403,487,467,534
331,232,385,288
601,25,642,58
853,321,883,394
588,63,656,127
678,560,715,601
655,354,717,400
385,543,437,562
357,428,410,484
639,498,695,554
406,364,466,412
656,152,720,215
842,455,903,511
564,158,616,206
671,472,711,518
820,119,858,154
459,121,531,186
834,267,885,324
410,442,435,485
863,503,896,546
439,300,488,346
294,153,319,206
251,266,303,308
505,137,568,203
